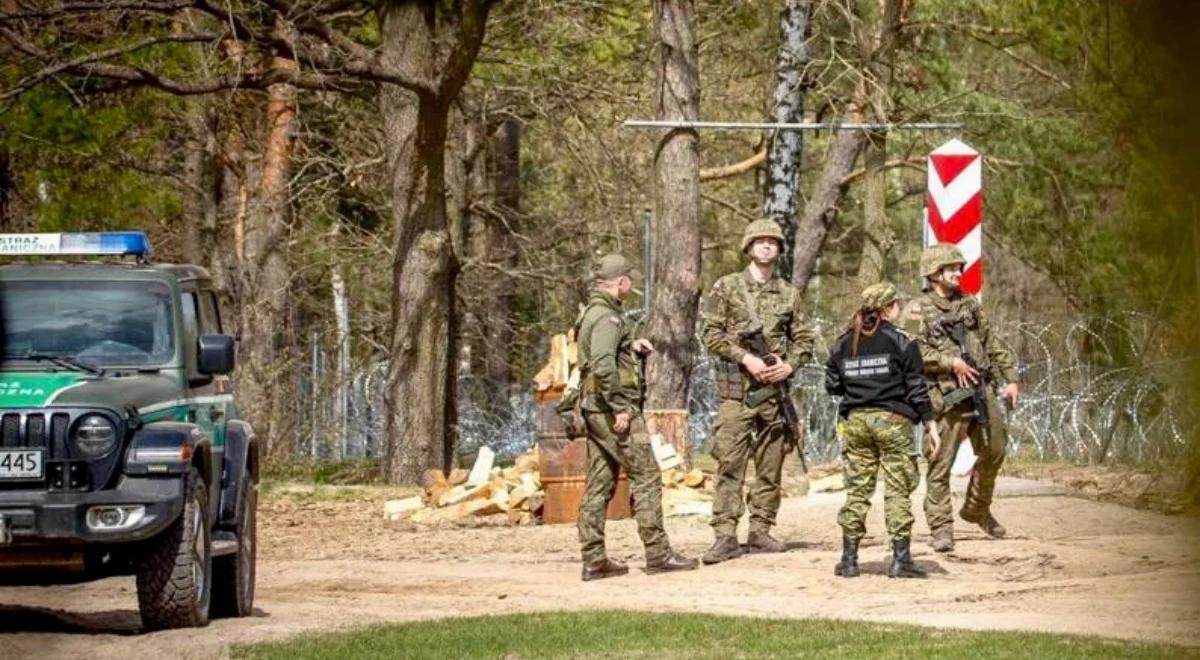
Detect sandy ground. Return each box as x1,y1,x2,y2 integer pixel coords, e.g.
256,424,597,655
2,474,1199,659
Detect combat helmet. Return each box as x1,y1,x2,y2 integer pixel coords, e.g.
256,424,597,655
920,243,966,278
741,219,785,253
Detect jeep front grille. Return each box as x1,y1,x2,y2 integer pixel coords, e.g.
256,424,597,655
0,412,58,449
0,409,123,492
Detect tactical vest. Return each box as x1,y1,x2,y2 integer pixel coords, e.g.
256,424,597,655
576,296,641,411
715,273,794,402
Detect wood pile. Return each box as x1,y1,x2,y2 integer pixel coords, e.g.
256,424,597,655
384,449,718,524
659,467,714,517
383,447,545,526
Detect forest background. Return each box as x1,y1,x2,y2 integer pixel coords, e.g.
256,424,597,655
1,0,1196,496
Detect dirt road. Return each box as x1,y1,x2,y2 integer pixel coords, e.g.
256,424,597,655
3,475,1199,659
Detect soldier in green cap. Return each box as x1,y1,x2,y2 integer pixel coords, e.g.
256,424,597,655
825,282,942,578
914,243,1020,553
575,253,698,581
699,220,816,564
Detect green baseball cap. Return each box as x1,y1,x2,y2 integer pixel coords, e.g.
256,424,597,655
860,281,901,310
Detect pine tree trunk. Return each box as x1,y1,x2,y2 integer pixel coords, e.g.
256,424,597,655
645,0,702,411
790,126,866,292
0,148,12,230
242,41,297,459
855,133,890,286
487,118,520,396
762,0,812,278
379,0,491,484
791,0,906,293
180,102,219,267
854,0,904,287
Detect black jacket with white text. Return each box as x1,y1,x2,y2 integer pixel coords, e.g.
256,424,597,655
824,321,934,423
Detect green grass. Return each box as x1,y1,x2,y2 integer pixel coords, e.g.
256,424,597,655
233,611,1198,660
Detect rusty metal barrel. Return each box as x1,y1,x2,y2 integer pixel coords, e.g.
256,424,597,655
535,392,631,524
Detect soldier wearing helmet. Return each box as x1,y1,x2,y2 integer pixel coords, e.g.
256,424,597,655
698,220,816,564
913,243,1020,553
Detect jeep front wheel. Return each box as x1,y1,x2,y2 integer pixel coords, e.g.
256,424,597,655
136,466,211,630
212,475,256,618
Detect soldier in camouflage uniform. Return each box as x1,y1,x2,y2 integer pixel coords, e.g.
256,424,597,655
825,282,942,578
699,220,816,564
576,253,698,581
914,244,1021,553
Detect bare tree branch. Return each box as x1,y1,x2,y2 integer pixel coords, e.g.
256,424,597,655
1,32,220,101
0,1,193,21
699,147,766,181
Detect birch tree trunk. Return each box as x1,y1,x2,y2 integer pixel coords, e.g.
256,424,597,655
645,0,701,411
762,0,812,278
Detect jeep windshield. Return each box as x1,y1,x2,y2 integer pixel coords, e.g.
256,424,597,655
0,280,175,368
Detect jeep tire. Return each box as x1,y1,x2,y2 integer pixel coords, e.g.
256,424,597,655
136,466,212,630
212,474,256,618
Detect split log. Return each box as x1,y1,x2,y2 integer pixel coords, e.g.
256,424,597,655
425,498,495,524
383,496,425,521
515,450,539,475
509,482,538,509
438,482,492,507
426,483,451,506
421,469,447,492
661,468,680,487
447,468,469,486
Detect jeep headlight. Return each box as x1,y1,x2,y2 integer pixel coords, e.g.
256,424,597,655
74,414,117,457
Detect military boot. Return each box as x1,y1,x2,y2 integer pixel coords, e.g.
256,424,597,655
645,551,699,575
834,536,860,578
701,535,744,565
581,558,629,582
960,508,1007,538
887,538,927,579
746,530,787,554
930,525,954,553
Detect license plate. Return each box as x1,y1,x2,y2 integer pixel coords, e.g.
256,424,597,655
0,450,43,480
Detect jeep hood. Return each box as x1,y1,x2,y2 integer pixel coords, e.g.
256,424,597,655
0,371,185,411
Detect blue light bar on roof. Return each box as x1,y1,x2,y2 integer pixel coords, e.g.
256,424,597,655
0,231,151,258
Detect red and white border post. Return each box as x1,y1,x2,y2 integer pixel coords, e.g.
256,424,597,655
924,138,983,296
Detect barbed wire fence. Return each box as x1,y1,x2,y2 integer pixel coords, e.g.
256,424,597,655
294,314,1192,467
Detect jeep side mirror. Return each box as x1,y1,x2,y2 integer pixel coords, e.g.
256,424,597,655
198,334,236,375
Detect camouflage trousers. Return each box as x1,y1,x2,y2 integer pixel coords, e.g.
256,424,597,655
924,394,1008,532
709,397,787,538
578,412,671,564
837,408,919,541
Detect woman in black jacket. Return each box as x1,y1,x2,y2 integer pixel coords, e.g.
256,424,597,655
825,282,942,579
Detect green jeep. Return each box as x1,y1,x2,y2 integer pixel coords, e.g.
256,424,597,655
0,231,258,630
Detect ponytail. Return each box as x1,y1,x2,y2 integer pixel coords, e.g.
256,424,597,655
847,308,881,356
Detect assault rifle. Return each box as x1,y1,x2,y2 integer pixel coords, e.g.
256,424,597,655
738,326,808,472
937,320,991,426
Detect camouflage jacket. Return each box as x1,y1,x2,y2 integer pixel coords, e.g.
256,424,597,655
576,290,642,414
911,291,1020,406
700,267,816,396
